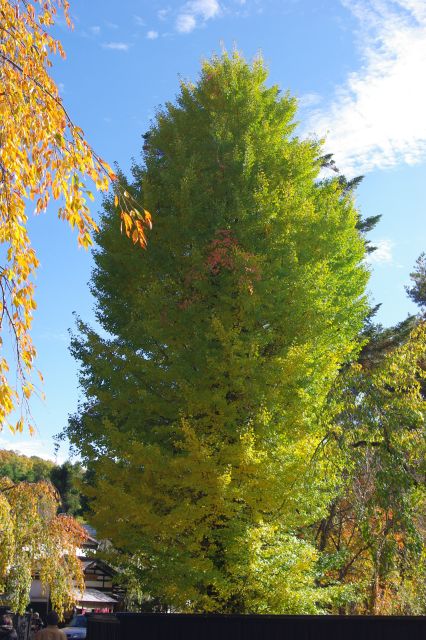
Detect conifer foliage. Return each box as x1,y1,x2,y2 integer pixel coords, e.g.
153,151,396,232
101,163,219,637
68,53,369,613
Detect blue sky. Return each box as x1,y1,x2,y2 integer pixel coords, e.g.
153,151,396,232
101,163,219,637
2,0,425,460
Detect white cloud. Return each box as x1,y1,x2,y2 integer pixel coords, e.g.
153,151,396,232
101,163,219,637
0,438,64,463
304,0,426,176
176,0,220,33
134,15,145,26
147,30,159,40
190,0,221,19
368,238,394,265
102,42,130,51
176,13,197,33
89,25,101,35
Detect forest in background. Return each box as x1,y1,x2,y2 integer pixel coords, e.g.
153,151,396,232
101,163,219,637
0,450,85,517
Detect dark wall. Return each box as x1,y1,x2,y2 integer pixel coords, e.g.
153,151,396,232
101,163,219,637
88,613,426,640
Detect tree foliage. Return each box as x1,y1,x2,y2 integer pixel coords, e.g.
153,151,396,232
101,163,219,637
316,316,426,614
0,0,151,433
406,253,426,314
313,249,426,614
50,460,84,516
67,53,369,613
0,449,53,483
0,450,85,515
0,478,86,616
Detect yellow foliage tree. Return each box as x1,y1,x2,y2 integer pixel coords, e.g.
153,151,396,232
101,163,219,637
0,0,151,433
0,478,87,617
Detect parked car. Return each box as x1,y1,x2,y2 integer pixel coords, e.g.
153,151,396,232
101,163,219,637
61,615,88,640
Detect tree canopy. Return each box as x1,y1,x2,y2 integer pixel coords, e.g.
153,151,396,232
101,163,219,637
67,52,370,613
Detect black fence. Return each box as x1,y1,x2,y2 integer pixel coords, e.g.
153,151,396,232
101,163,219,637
87,612,426,640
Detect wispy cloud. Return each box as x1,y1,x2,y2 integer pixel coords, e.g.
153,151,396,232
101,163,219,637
134,15,145,26
298,92,322,109
176,0,221,34
89,25,101,35
176,13,197,32
304,0,426,176
0,438,65,463
368,238,394,265
147,30,159,40
158,8,171,20
102,42,130,51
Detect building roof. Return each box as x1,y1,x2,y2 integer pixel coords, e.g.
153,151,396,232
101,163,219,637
74,588,117,605
82,559,116,577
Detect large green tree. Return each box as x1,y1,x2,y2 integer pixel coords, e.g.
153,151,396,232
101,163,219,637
67,53,369,613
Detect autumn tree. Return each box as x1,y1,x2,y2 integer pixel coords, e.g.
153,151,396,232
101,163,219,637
312,246,426,615
316,319,426,614
0,478,86,616
65,52,370,613
0,0,151,433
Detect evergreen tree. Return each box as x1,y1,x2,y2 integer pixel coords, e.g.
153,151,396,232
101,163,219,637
67,53,369,613
50,461,84,516
406,253,426,314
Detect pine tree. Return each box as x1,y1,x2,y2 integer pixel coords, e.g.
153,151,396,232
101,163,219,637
406,253,426,314
67,53,369,613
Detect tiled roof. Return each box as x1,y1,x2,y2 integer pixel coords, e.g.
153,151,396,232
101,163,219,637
73,588,117,604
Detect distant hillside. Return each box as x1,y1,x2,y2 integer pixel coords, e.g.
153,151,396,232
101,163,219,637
0,449,54,482
0,449,84,516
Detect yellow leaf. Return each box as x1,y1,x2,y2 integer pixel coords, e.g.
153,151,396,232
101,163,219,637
144,209,153,229
121,212,133,236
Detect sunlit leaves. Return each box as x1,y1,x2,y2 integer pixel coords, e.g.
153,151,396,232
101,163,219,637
115,189,152,249
0,0,151,432
67,52,369,613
